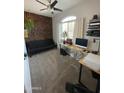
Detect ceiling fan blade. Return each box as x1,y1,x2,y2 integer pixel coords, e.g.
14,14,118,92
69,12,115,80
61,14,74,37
54,7,63,12
50,0,58,8
47,0,51,3
36,0,47,6
40,8,48,11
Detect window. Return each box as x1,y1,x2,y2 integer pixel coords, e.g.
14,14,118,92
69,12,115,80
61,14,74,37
61,16,76,40
61,16,76,22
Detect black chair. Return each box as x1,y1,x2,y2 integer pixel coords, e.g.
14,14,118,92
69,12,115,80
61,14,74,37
66,82,94,93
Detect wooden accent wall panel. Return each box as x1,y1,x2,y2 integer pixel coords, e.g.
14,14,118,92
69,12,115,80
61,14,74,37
24,11,52,42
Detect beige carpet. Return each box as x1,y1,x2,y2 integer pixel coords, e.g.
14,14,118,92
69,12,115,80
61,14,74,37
29,49,97,93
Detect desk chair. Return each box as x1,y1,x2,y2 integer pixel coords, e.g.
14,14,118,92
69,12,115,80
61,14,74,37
66,82,93,93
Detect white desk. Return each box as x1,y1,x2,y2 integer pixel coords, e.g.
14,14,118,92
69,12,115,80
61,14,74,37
60,44,89,60
78,53,100,93
60,44,100,93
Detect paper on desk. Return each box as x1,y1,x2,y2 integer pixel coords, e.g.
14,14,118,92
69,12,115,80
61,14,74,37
83,53,100,71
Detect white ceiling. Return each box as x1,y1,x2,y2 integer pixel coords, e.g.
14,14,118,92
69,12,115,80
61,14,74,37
24,0,82,17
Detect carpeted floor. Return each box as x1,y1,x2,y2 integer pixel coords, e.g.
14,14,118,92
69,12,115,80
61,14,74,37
29,49,97,93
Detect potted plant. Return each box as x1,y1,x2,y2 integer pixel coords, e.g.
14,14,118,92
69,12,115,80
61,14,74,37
63,31,68,44
24,18,34,38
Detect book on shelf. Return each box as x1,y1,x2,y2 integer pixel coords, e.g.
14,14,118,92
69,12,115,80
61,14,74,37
90,20,100,23
89,23,100,26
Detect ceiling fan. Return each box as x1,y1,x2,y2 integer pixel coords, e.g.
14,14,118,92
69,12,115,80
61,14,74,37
35,0,63,14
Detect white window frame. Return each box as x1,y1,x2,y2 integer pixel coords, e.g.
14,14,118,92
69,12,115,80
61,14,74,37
61,17,76,39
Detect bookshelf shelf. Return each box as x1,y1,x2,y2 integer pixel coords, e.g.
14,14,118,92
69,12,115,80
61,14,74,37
87,15,100,37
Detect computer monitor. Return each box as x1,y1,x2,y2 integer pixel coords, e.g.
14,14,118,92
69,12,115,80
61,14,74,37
75,38,88,48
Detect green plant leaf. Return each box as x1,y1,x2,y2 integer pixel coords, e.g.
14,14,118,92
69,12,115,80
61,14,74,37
24,18,34,32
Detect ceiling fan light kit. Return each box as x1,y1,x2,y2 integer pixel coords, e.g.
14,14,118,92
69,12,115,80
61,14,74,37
35,0,63,14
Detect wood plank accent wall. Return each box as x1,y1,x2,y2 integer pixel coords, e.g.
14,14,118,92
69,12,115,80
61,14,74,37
24,11,52,42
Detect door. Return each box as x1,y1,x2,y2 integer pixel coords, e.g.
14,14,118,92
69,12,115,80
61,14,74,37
24,42,32,93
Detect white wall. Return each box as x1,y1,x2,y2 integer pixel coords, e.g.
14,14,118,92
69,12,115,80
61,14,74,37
52,0,100,49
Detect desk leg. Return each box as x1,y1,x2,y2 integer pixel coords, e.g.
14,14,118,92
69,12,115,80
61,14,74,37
78,64,82,83
78,64,88,89
96,79,100,93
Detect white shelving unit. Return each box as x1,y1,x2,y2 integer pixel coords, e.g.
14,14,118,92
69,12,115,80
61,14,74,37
87,16,100,37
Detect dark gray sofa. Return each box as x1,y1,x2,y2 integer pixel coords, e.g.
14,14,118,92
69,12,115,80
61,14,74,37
26,39,57,57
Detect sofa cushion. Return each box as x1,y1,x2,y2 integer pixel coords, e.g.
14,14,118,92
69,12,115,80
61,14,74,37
27,39,55,49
